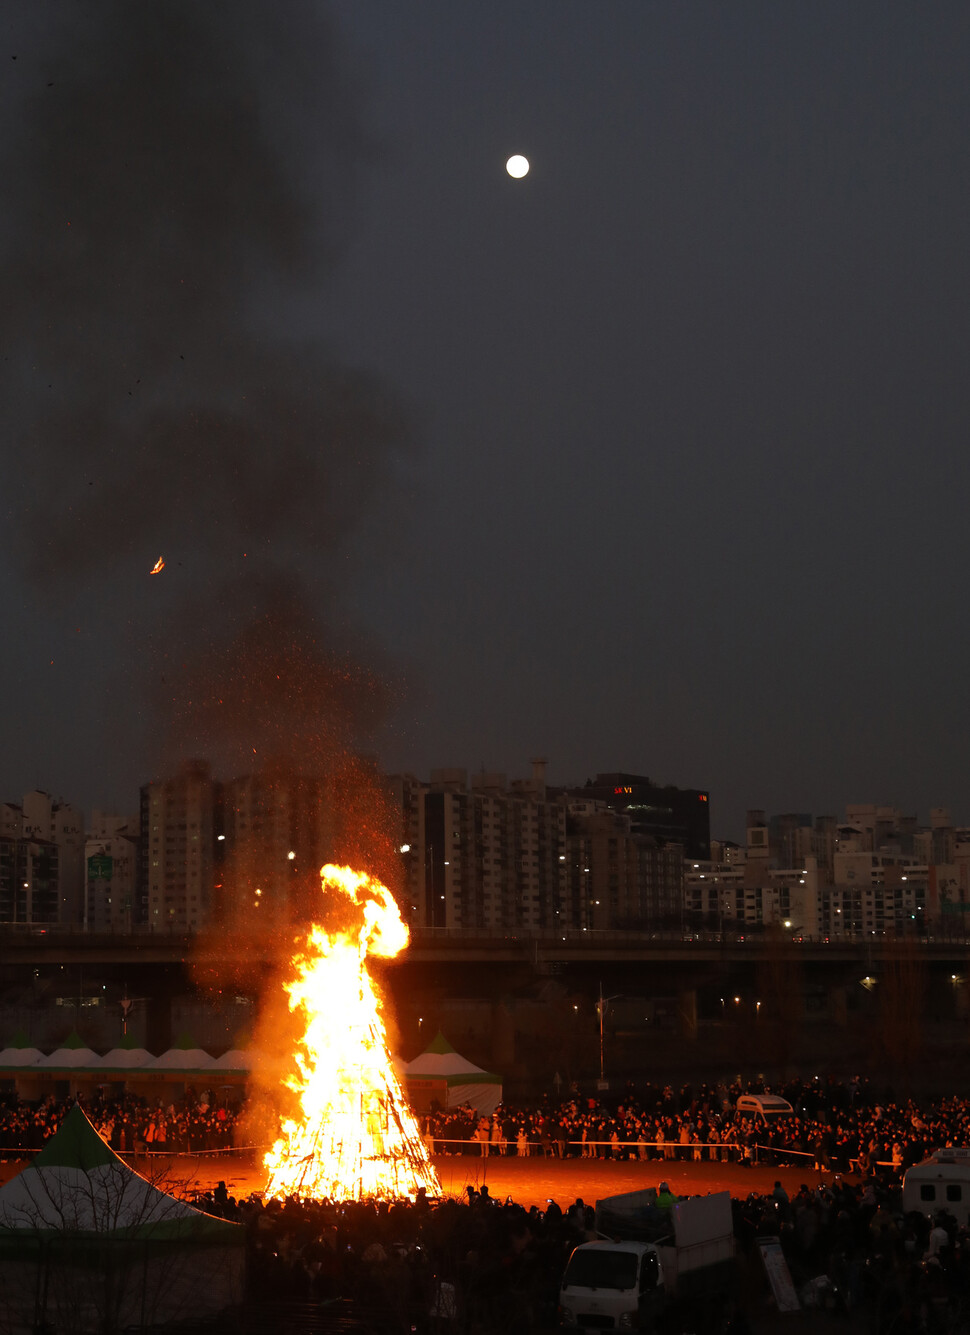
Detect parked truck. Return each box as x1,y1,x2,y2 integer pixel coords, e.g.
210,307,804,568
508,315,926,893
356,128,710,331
559,1189,736,1334
903,1149,970,1227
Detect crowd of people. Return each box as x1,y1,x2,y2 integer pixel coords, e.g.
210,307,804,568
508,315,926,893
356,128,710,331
0,1088,238,1156
424,1076,970,1176
186,1157,970,1333
3,1074,969,1176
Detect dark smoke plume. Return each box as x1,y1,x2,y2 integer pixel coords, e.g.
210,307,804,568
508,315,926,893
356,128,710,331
0,2,412,827
153,571,393,777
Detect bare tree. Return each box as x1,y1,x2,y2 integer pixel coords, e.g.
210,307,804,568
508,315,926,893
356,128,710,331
0,1117,242,1335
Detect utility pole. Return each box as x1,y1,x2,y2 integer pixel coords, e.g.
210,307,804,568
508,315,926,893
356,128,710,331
596,982,621,1089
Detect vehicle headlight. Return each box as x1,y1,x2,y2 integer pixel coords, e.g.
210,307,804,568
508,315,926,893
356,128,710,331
618,1314,635,1329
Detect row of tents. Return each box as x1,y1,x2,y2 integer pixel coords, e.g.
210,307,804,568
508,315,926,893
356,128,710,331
0,1041,254,1103
0,1042,254,1073
0,1031,504,1114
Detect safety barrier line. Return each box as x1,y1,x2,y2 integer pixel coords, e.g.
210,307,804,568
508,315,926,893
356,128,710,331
427,1136,891,1172
140,1145,252,1155
425,1136,747,1154
0,1135,902,1171
0,1143,259,1158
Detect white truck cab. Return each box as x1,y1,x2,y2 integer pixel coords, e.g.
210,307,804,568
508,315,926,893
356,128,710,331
559,1191,734,1335
559,1239,662,1333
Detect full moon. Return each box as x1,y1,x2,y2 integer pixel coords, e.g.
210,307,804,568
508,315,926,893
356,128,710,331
506,154,530,179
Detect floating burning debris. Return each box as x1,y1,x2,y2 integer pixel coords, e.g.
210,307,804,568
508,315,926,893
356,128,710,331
263,864,440,1202
149,555,165,575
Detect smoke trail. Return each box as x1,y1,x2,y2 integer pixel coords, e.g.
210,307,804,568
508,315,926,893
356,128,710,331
0,2,412,793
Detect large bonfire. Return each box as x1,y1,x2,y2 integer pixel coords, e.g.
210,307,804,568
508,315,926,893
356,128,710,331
263,864,440,1202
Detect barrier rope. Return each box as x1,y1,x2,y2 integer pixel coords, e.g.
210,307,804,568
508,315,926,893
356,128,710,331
0,1135,898,1172
423,1135,890,1172
425,1135,750,1158
0,1142,255,1158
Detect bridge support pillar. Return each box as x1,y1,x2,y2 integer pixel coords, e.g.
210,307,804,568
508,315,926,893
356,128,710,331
678,989,697,1041
145,991,174,1054
491,1002,516,1068
828,984,848,1027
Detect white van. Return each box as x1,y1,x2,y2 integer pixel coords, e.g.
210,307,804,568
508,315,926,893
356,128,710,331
903,1151,970,1227
734,1095,794,1125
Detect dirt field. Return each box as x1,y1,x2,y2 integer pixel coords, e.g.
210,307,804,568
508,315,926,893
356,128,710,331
427,1151,845,1209
0,1147,844,1209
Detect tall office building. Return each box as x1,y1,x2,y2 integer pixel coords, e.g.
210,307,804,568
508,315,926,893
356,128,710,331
555,773,710,861
564,806,684,930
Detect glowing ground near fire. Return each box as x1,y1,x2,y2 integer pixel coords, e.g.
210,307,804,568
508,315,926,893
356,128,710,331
262,865,440,1202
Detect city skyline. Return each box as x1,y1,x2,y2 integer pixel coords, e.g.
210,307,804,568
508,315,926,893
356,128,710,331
1,755,969,847
5,760,970,943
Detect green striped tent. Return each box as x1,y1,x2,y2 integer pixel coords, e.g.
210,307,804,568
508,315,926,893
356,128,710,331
0,1105,238,1240
404,1032,502,1115
0,1105,243,1330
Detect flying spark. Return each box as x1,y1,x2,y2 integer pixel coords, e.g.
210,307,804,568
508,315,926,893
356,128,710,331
149,556,165,575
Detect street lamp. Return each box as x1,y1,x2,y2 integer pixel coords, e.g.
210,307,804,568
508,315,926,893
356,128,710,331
596,982,622,1088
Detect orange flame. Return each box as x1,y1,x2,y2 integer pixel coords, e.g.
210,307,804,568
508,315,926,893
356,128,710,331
149,555,165,574
263,864,440,1202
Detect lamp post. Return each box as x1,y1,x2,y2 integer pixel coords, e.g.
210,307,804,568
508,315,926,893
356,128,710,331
596,982,622,1089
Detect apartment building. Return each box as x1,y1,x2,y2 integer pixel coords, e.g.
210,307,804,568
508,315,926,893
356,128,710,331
693,805,938,937
398,762,691,934
400,763,567,931
220,771,332,927
85,810,139,932
0,791,84,926
140,761,217,932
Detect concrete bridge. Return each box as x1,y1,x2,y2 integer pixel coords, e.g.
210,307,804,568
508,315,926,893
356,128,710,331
1,927,967,1088
1,925,969,968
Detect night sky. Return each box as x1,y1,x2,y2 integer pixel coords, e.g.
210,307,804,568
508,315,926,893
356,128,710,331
2,2,969,841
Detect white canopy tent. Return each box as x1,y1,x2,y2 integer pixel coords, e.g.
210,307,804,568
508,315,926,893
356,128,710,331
99,1047,154,1070
36,1046,102,1070
0,1046,43,1069
148,1048,217,1072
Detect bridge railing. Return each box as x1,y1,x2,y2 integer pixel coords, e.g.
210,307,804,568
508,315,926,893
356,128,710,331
1,921,969,949
408,926,970,948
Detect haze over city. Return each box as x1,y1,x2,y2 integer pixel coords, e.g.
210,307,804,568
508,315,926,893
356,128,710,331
2,2,969,842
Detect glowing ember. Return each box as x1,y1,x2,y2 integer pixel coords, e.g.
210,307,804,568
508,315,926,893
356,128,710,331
263,864,440,1202
149,555,165,574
